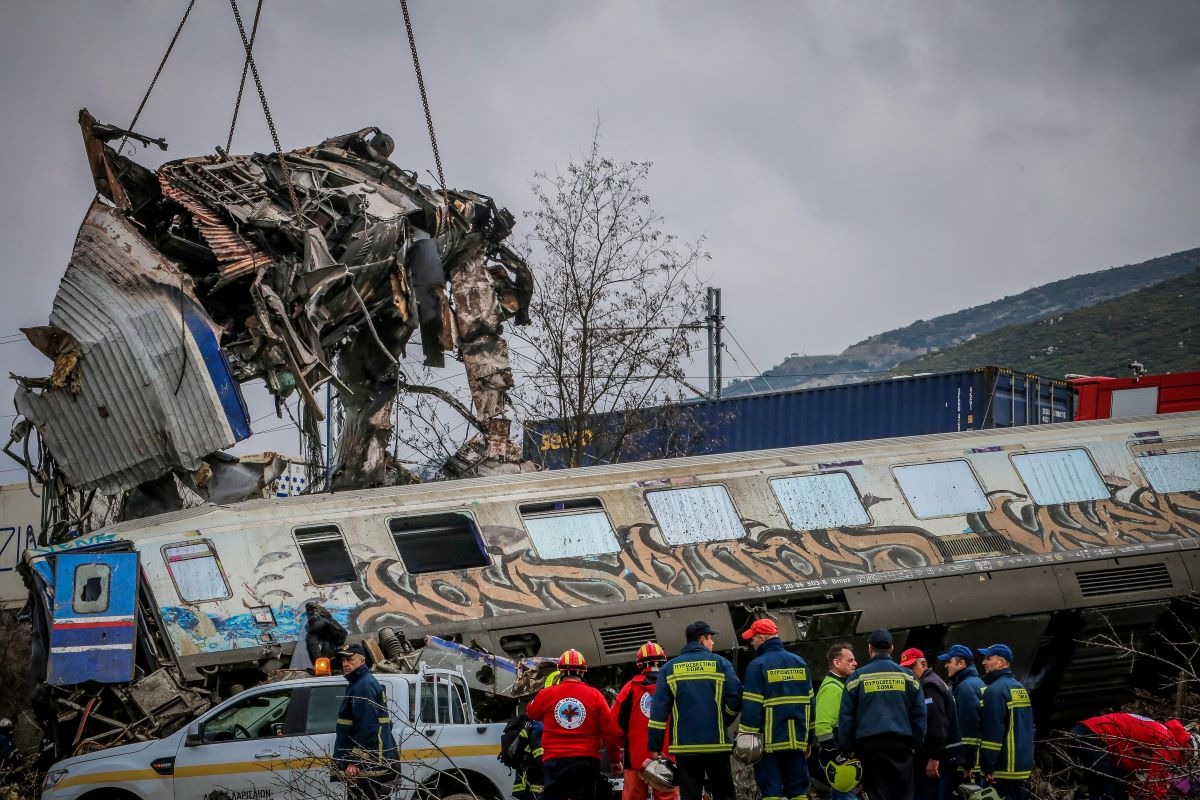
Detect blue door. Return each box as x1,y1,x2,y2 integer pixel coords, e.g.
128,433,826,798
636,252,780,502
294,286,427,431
49,552,139,685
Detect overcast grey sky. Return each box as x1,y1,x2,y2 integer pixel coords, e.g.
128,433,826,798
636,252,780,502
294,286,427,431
2,1,1199,463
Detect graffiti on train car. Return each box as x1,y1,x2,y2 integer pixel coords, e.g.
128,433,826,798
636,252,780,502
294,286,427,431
150,482,1200,649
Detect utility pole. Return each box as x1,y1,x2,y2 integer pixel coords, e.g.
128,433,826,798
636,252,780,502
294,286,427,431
706,287,724,398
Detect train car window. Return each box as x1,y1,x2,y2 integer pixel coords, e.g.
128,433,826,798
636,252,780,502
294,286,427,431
770,473,870,530
1011,449,1110,505
389,512,490,574
892,460,990,519
1136,450,1200,494
294,525,357,585
520,499,621,559
71,563,111,614
163,540,231,602
645,484,746,544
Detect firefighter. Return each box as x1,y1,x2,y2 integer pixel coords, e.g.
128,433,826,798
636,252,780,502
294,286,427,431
938,644,984,789
334,644,398,800
613,641,677,800
837,629,927,800
739,618,814,800
526,649,621,800
648,621,743,800
976,644,1033,800
1066,713,1195,800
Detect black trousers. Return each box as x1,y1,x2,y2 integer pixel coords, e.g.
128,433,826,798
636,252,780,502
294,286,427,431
543,756,603,800
675,752,736,800
857,736,914,800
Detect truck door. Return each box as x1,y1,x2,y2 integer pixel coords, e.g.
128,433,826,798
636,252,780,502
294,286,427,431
49,551,139,685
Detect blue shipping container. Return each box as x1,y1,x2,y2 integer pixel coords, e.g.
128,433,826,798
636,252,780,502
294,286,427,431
523,366,1075,469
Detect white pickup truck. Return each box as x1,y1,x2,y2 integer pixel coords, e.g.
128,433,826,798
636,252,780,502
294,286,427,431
40,666,514,800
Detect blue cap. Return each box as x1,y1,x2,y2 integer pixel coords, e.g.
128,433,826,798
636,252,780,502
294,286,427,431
937,644,974,662
978,643,1014,661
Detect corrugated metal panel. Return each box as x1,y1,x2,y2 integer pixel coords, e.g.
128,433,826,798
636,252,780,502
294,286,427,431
158,176,274,286
525,367,1076,468
14,201,250,495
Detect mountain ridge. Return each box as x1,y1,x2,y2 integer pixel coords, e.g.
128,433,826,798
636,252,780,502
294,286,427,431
725,247,1200,395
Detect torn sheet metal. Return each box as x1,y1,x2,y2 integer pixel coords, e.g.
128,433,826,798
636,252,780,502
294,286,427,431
39,111,534,493
14,201,250,495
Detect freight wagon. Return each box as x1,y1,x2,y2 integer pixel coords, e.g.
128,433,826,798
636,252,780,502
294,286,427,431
21,411,1200,758
1072,370,1200,420
524,366,1074,469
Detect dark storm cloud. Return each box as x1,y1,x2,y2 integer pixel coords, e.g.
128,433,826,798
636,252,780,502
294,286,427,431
1,1,1198,459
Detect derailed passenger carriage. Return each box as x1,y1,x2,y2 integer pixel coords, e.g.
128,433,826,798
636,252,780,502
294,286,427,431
23,412,1200,755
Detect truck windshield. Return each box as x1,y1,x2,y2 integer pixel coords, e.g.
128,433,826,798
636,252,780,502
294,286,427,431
202,689,293,741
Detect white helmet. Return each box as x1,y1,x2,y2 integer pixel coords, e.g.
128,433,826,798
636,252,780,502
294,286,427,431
732,732,763,764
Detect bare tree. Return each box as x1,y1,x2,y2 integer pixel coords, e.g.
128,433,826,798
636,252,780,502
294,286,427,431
512,132,709,469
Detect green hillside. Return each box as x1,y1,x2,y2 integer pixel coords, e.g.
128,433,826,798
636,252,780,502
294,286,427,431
725,247,1200,395
892,268,1200,377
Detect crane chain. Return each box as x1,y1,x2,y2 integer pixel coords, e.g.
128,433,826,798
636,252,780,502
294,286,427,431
228,0,301,216
119,0,197,155
225,0,265,153
399,0,451,229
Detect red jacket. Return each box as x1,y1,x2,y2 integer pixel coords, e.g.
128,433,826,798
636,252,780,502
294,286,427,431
527,678,621,763
613,668,671,768
1080,713,1191,800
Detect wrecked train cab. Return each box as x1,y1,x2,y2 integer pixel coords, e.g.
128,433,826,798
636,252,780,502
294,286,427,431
23,411,1200,758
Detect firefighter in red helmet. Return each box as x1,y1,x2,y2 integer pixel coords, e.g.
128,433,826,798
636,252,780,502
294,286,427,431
527,649,622,800
614,642,678,800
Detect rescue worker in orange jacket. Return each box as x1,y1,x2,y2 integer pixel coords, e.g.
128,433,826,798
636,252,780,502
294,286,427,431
527,649,622,800
613,642,678,800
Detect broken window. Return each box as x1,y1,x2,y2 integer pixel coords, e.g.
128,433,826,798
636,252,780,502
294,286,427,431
645,484,745,545
1136,450,1200,494
519,498,621,559
770,472,870,530
389,513,490,574
294,526,357,585
1011,449,1109,505
163,541,230,602
72,563,111,614
893,460,990,519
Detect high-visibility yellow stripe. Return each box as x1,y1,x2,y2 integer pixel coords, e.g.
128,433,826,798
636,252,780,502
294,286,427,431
56,769,162,789
54,744,501,789
980,741,1002,751
743,691,765,702
993,770,1031,780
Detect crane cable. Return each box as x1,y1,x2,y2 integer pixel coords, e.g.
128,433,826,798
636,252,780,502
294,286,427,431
118,0,197,155
398,0,452,230
227,0,301,215
225,0,265,153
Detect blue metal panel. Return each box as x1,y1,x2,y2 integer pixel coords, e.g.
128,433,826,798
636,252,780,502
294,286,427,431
525,367,1076,469
49,552,139,685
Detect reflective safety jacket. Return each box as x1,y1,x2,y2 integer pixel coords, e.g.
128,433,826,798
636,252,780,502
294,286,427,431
334,664,399,777
836,654,927,752
738,638,813,753
648,642,743,754
978,669,1034,781
813,673,847,745
1079,713,1190,800
512,720,544,800
614,667,669,768
950,665,985,770
527,678,621,763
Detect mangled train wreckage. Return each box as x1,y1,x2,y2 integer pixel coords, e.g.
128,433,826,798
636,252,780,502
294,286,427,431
20,411,1200,757
10,110,533,528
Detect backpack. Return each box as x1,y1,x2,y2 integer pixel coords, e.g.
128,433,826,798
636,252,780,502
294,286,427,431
499,712,530,769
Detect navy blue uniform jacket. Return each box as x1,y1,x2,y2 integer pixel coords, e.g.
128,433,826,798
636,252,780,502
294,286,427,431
837,654,927,752
648,642,742,754
950,665,985,769
738,637,814,753
334,665,399,776
978,669,1034,781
